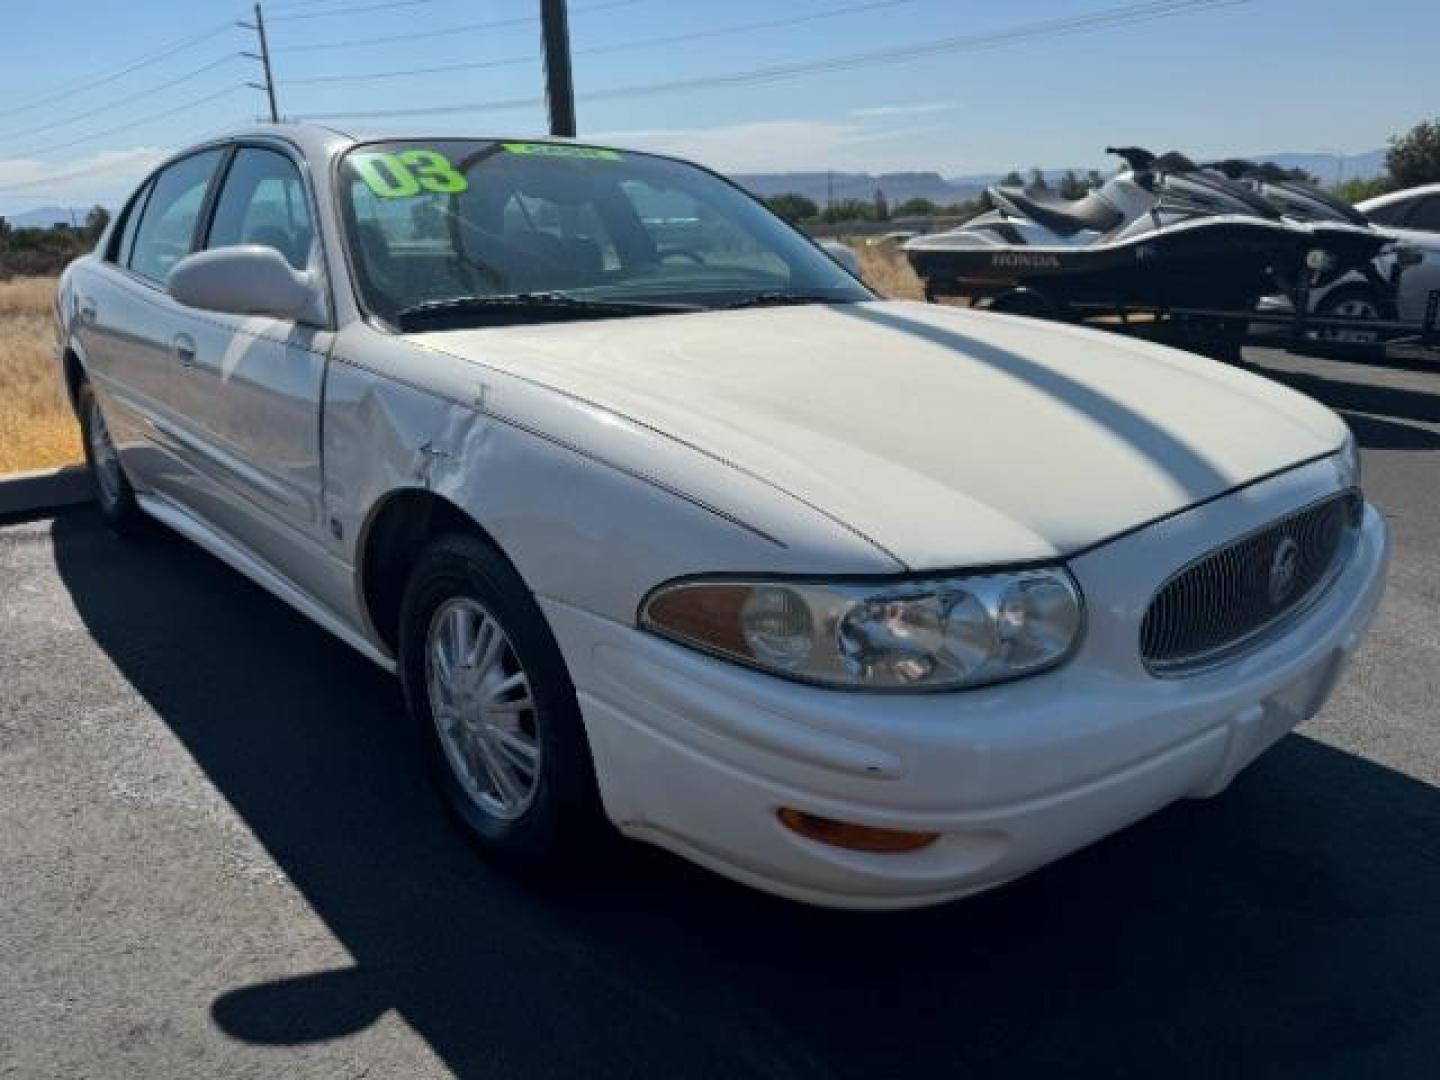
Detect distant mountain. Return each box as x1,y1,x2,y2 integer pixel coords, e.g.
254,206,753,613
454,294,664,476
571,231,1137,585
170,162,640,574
0,205,89,229
1259,150,1386,184
734,171,983,207
737,150,1387,206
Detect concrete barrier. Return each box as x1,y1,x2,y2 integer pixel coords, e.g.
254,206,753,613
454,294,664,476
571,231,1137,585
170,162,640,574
0,466,91,517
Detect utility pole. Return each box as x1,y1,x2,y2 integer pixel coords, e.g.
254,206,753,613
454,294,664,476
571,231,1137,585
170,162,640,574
540,0,576,138
240,3,280,123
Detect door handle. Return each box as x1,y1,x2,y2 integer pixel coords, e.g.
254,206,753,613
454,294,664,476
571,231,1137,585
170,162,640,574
172,333,197,368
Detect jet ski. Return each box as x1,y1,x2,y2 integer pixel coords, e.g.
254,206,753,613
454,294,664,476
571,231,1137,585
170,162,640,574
1206,159,1370,226
904,147,1389,314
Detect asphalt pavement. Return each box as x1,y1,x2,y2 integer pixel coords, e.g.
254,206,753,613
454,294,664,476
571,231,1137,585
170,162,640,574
2,348,1438,1079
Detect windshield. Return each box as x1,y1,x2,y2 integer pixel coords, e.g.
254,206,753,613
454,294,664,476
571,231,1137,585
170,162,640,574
337,140,871,328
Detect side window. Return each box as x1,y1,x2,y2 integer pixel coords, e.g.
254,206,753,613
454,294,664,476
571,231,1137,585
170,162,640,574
1402,196,1440,233
1364,199,1411,227
128,149,224,283
206,148,315,270
109,180,152,265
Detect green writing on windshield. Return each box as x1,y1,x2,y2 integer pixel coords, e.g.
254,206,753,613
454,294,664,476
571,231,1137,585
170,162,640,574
352,149,468,198
502,142,623,162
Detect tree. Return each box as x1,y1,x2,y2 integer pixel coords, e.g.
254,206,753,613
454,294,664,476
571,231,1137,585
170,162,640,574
84,205,111,242
1335,175,1392,204
894,197,938,217
763,193,819,224
1058,170,1087,199
1386,118,1440,188
1001,170,1024,187
1027,167,1049,191
872,188,889,222
820,199,876,224
1086,169,1105,191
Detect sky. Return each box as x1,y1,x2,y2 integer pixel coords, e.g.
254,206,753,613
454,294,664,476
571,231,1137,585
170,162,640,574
1,0,1437,213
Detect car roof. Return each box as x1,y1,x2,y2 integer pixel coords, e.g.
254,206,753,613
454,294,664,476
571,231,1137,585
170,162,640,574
174,123,660,169
1358,181,1440,212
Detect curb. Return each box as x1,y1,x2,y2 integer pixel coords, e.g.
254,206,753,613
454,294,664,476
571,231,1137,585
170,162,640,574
0,465,92,518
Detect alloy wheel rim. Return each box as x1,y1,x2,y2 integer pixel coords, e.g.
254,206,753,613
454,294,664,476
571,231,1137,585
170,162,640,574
1322,297,1381,344
425,596,541,820
86,397,122,507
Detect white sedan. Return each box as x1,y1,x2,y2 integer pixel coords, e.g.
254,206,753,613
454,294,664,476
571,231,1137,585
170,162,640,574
57,125,1388,909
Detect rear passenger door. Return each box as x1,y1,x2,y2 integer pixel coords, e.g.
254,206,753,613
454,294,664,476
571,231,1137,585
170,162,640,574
173,144,335,590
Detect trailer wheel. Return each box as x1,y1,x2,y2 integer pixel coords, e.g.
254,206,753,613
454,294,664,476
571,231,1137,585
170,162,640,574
987,288,1060,320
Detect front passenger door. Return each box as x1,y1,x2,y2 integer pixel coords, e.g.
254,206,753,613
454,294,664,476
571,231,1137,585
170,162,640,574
171,145,335,592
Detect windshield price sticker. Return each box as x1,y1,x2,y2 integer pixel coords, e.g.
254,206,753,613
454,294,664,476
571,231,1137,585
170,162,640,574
353,149,469,198
502,142,623,162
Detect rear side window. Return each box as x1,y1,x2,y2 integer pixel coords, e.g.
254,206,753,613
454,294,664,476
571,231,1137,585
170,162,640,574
127,149,224,283
206,148,315,270
1403,196,1440,233
109,180,152,266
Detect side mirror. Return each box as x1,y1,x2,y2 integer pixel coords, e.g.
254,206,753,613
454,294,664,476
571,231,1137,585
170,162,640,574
168,245,315,321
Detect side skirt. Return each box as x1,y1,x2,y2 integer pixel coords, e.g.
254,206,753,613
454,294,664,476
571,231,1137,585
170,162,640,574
136,491,397,674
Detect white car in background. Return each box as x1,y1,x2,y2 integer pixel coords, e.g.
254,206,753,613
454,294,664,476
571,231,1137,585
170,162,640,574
1260,182,1440,340
57,125,1387,909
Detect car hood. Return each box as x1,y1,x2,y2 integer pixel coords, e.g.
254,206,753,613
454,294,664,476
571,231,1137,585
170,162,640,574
412,300,1346,569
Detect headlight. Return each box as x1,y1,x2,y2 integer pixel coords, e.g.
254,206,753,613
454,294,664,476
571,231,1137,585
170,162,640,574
640,568,1083,691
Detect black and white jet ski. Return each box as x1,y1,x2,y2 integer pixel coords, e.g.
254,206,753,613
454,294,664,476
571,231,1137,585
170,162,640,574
904,147,1389,313
1205,159,1370,226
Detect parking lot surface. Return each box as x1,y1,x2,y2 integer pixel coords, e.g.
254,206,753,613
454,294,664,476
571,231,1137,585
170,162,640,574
2,348,1438,1078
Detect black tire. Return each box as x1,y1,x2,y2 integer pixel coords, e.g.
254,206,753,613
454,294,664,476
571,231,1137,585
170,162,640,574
76,380,143,533
398,532,605,869
1315,284,1394,358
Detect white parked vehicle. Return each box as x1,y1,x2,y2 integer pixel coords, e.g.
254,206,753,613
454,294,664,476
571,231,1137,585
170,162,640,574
1257,182,1440,339
57,126,1388,909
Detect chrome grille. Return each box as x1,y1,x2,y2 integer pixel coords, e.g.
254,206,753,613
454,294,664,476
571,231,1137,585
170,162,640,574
1141,490,1361,674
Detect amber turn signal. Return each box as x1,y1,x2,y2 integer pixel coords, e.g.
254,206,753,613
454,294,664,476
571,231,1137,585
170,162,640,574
777,808,939,853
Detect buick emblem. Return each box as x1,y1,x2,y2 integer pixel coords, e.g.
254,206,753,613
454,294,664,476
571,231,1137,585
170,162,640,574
1268,535,1300,606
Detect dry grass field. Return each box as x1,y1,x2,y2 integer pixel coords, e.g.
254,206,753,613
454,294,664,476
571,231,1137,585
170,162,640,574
0,277,79,474
855,240,926,300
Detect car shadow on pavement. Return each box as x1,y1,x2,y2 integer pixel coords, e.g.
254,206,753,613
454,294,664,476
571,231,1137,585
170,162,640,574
51,508,1440,1079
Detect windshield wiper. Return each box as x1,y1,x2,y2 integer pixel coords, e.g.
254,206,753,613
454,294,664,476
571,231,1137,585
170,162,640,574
715,292,858,311
396,291,701,330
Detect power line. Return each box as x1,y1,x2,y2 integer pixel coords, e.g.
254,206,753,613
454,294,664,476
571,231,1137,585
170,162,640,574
269,0,438,21
0,148,170,196
272,0,642,53
282,0,923,87
268,0,365,10
0,19,240,120
10,86,247,161
0,55,242,145
300,0,1248,121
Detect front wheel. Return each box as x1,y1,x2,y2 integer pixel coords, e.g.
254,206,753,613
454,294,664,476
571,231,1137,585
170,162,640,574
77,380,142,532
398,533,605,868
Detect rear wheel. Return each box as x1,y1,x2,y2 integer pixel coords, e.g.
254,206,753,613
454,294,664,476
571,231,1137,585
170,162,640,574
398,532,605,868
77,380,142,532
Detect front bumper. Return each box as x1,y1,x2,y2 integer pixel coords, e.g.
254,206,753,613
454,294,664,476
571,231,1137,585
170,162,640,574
543,461,1390,909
